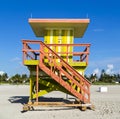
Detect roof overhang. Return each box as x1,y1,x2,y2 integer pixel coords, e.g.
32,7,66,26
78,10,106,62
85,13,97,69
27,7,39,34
28,18,90,38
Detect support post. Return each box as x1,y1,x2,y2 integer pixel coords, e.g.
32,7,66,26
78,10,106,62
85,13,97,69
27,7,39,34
29,76,33,101
36,65,39,103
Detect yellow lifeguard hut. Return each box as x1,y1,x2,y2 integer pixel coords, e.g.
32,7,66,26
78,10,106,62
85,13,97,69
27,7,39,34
22,19,92,110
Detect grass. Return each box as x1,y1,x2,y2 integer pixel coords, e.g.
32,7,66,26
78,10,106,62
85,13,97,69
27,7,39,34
92,82,120,85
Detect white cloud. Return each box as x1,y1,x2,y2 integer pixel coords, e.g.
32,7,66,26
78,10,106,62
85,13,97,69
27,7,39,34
92,64,114,76
10,57,20,62
93,68,99,75
0,71,5,75
107,64,114,70
89,57,120,73
106,64,114,74
19,61,23,66
93,68,100,77
93,29,104,32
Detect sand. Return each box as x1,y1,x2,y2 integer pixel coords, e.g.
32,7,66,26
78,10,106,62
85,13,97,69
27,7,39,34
0,84,120,119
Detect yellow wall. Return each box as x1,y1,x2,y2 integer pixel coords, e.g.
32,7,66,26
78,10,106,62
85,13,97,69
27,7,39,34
44,29,87,76
44,29,73,62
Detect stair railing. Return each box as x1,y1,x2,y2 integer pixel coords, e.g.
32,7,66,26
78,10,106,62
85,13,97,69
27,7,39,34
22,40,91,103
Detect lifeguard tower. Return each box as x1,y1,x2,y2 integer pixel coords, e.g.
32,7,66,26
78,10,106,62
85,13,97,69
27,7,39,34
22,19,92,111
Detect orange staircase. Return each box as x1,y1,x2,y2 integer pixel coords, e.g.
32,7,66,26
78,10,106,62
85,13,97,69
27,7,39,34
22,40,91,104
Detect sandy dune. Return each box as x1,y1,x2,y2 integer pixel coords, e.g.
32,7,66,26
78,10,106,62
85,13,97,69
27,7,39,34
0,85,120,119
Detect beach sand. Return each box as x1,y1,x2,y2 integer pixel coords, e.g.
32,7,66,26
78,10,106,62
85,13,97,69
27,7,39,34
0,85,120,119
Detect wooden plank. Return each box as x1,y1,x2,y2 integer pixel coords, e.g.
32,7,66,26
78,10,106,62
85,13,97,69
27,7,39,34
28,101,92,107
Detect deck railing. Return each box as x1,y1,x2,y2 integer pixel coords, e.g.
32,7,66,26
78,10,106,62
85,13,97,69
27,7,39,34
22,40,90,65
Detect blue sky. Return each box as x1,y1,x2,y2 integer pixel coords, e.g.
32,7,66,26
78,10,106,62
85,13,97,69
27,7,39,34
0,0,120,77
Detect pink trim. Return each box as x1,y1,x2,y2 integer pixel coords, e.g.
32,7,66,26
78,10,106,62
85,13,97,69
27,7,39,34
29,18,90,23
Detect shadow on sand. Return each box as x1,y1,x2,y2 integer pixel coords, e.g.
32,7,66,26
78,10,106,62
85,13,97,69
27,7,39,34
8,96,29,105
8,96,75,112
